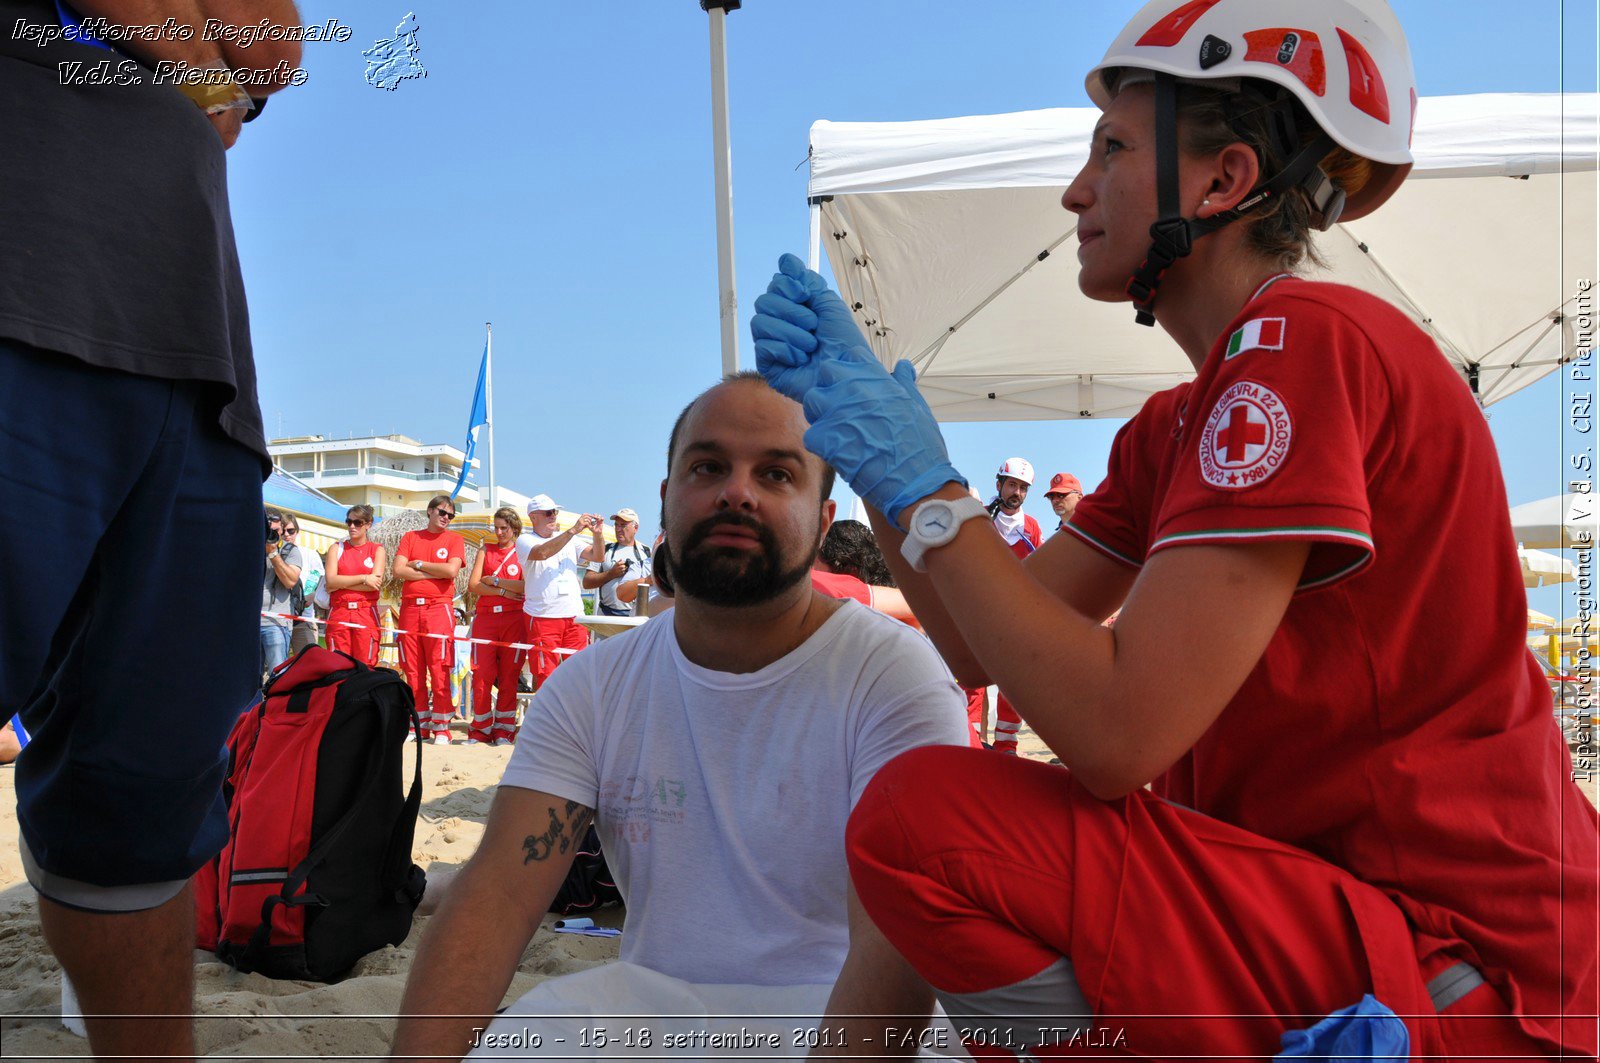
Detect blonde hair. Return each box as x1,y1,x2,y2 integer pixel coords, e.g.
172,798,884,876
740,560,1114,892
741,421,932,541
492,506,522,534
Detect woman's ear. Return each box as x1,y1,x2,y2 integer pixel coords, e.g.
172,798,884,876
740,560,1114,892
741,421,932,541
1202,141,1263,216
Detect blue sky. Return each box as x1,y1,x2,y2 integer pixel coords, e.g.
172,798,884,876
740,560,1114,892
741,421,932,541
231,1,1596,612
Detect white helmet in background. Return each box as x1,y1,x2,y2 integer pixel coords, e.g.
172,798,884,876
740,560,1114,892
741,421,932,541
997,457,1036,486
1084,0,1417,324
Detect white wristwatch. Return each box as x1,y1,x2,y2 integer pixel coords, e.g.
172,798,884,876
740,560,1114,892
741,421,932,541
900,495,989,572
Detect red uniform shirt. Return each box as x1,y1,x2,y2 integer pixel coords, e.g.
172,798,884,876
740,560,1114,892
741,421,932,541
810,568,872,606
478,541,524,594
328,540,381,607
1067,279,1597,1054
475,541,525,625
397,529,464,601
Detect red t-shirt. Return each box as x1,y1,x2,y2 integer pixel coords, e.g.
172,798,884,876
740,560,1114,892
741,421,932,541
810,568,872,606
328,540,381,607
478,541,525,602
397,529,464,602
1068,278,1596,1054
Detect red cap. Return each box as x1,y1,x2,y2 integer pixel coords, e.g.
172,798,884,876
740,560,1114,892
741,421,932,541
1045,472,1083,497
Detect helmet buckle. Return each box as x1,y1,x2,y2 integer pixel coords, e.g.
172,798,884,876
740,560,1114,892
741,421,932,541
1148,217,1193,259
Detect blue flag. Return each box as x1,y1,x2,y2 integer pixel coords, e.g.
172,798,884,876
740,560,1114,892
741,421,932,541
450,344,488,501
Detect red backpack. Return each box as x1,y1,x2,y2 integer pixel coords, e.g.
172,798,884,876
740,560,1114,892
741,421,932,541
195,647,426,981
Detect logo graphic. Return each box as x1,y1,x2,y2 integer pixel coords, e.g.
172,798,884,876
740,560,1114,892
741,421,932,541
435,547,448,560
1198,34,1232,69
508,565,520,577
1277,31,1300,65
1225,317,1287,359
1199,380,1292,489
363,12,425,91
363,557,374,569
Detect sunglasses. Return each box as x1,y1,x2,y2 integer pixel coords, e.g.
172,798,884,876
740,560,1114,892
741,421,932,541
345,518,368,527
432,510,456,520
283,528,299,535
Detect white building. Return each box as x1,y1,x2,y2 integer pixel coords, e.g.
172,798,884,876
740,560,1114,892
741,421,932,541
268,434,526,519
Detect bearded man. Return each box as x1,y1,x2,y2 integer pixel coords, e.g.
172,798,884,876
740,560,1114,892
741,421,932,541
393,372,968,1060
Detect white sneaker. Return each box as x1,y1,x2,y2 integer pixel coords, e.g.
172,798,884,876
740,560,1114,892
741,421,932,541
432,734,451,745
492,737,513,747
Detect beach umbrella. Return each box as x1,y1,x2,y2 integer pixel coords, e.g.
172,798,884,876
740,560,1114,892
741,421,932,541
1519,547,1576,588
1510,493,1599,549
1528,608,1558,631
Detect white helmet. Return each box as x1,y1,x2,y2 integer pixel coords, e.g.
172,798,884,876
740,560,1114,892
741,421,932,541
1084,0,1417,325
997,458,1035,486
1086,0,1416,221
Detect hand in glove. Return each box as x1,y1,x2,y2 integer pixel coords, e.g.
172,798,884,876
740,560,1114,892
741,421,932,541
799,350,966,527
751,253,873,402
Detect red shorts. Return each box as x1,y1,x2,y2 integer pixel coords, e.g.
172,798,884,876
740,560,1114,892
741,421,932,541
847,746,1551,1059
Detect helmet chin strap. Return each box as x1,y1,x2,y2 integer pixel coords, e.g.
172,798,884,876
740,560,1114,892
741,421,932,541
1124,73,1343,327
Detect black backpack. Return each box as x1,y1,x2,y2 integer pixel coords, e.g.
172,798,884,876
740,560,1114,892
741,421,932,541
195,647,427,981
549,825,623,916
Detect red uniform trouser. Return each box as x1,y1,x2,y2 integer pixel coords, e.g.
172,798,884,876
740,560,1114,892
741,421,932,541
846,745,1547,1060
470,605,527,743
992,691,1021,754
397,597,455,738
326,600,381,665
526,615,589,689
962,686,987,749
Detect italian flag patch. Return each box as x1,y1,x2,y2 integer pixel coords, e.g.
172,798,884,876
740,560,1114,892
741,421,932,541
1225,317,1286,359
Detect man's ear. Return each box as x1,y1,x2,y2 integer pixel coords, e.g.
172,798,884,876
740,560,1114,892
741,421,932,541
817,499,837,548
659,478,667,503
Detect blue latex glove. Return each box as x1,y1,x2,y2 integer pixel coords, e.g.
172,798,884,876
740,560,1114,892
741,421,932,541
1276,995,1409,1062
800,350,966,527
751,253,874,402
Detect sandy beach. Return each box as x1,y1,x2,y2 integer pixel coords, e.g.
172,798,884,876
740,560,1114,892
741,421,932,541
0,714,1593,1060
0,730,624,1061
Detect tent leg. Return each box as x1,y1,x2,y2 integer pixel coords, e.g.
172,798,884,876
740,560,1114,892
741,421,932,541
808,201,822,272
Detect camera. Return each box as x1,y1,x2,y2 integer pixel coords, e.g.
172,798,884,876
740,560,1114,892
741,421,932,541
266,516,280,545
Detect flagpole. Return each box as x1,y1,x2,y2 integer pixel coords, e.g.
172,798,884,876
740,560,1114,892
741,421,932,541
485,322,496,513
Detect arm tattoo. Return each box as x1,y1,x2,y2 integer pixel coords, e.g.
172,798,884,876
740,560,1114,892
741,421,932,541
521,800,594,864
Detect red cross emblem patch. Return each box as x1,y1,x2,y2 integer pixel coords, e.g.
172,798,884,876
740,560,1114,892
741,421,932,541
435,547,449,560
1199,380,1292,489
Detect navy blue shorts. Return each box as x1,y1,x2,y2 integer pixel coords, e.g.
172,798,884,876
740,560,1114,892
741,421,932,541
0,340,261,910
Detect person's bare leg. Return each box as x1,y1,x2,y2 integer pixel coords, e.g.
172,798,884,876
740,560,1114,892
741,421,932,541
37,882,196,1061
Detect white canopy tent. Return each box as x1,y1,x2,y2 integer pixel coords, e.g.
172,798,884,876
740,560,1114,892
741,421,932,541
808,93,1598,422
1510,492,1600,550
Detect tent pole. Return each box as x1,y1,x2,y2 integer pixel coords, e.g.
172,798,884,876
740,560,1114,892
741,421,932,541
485,322,495,513
702,0,741,375
808,199,821,272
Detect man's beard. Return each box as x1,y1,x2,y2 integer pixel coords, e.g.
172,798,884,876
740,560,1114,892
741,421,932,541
670,512,815,607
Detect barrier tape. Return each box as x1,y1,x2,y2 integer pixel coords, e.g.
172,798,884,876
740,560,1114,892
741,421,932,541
260,610,579,656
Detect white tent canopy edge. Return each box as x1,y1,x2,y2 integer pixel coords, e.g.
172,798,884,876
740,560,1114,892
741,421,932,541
808,93,1599,422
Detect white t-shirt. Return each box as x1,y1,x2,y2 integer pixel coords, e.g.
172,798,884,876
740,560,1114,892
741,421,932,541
501,601,968,985
515,530,589,619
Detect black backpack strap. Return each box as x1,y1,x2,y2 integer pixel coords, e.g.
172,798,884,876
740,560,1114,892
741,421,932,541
381,694,427,906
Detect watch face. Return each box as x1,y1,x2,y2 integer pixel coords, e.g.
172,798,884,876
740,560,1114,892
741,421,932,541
916,502,952,537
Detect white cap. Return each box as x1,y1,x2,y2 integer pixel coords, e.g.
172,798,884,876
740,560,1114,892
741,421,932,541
997,457,1035,486
526,493,560,514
